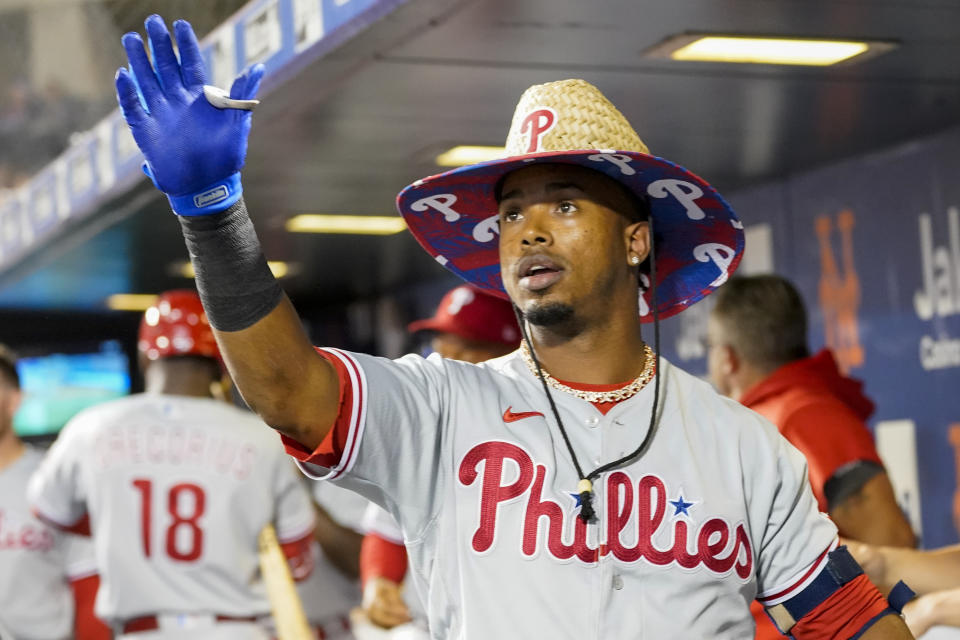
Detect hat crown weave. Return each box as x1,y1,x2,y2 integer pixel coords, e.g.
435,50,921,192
504,79,650,157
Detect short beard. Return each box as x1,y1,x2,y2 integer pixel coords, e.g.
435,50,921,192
524,302,575,327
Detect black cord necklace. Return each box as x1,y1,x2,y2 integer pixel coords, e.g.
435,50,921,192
511,239,662,524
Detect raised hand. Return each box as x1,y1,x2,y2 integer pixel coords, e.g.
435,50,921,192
115,15,265,216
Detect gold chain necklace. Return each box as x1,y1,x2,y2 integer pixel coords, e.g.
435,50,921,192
519,340,656,403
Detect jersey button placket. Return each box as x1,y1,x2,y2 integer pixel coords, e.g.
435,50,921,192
577,408,604,468
596,540,613,640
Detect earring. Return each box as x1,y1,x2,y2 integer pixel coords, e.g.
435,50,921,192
630,255,640,265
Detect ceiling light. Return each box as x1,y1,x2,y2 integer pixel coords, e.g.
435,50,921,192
106,294,158,311
177,261,292,278
435,145,507,167
644,34,896,66
285,215,407,235
267,262,289,278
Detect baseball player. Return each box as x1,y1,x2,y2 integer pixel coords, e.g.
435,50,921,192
359,284,518,631
0,344,109,640
295,479,369,639
115,16,914,638
27,290,316,639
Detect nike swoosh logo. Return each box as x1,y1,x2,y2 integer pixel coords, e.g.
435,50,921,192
503,406,545,423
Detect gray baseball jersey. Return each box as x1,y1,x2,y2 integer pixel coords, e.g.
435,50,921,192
361,502,402,544
0,446,97,640
294,480,368,637
291,349,838,639
360,502,426,622
27,394,315,624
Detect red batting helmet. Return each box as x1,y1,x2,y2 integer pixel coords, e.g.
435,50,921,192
408,285,520,346
138,290,220,361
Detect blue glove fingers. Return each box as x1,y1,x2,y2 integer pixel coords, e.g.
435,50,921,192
145,15,184,97
228,63,265,109
115,68,147,124
121,33,165,112
243,63,265,100
140,162,161,190
229,67,251,101
125,63,149,113
173,19,207,88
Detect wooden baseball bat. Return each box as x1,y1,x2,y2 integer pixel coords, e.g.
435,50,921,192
258,523,314,640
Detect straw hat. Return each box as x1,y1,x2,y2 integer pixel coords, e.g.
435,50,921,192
396,79,744,321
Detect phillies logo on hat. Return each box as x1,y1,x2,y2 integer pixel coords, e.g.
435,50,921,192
520,107,557,153
446,287,475,315
693,243,736,287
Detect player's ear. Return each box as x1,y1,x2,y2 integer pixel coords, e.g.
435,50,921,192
720,344,739,376
624,221,650,265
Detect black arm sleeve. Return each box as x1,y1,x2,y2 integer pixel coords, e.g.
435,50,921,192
178,198,284,332
823,460,885,512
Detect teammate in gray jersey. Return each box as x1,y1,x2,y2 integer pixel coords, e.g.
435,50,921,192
359,284,518,634
28,291,317,639
0,344,109,640
296,479,369,640
115,16,915,639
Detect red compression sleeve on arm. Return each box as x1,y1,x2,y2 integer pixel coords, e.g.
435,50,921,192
31,510,91,536
788,574,891,639
360,533,408,587
280,530,315,582
70,574,110,640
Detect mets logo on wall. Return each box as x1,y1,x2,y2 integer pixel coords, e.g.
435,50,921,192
816,210,863,373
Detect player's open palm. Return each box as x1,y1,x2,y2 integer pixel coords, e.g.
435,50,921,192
114,14,264,199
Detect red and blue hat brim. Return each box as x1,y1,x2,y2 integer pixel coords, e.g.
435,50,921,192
396,150,744,322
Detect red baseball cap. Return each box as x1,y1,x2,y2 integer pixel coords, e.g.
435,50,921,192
408,285,520,347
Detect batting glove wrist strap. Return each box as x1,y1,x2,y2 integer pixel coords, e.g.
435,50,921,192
179,197,284,332
166,172,243,216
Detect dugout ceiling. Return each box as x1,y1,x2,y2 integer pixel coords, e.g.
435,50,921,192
1,0,959,311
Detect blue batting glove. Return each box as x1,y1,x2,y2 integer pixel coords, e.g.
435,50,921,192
114,15,265,216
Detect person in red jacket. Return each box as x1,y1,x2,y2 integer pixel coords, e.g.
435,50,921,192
706,274,916,639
